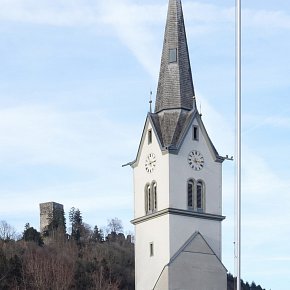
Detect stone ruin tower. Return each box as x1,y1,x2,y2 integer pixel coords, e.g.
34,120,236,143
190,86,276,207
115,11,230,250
39,202,65,237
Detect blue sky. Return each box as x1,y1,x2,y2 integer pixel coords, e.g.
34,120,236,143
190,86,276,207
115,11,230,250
1,0,290,289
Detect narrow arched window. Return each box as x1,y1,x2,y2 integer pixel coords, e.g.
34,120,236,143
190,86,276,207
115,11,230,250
148,186,152,212
145,184,151,214
152,182,157,211
187,179,194,208
196,180,204,212
187,179,205,212
145,182,158,214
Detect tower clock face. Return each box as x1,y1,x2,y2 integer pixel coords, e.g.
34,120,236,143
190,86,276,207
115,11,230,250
145,153,156,173
188,150,204,171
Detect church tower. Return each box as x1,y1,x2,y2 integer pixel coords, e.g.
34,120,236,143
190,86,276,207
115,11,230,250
128,0,227,289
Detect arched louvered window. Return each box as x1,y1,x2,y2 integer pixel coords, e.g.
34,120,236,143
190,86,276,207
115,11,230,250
145,184,151,214
145,182,158,214
196,180,204,212
153,182,157,211
187,179,194,208
187,179,205,212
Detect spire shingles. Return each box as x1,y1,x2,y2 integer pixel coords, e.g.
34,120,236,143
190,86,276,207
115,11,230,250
152,0,196,149
155,0,195,113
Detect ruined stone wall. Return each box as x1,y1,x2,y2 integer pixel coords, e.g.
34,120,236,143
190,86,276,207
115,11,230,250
39,202,64,233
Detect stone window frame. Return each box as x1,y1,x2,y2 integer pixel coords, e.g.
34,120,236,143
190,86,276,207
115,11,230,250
145,183,151,214
187,179,195,208
145,181,158,215
152,182,157,211
196,179,205,212
187,178,205,212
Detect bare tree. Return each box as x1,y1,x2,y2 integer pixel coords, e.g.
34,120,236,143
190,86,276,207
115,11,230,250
106,218,123,235
23,244,76,290
91,267,120,290
0,220,17,241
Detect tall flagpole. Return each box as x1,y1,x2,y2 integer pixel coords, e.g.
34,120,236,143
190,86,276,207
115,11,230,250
236,0,242,290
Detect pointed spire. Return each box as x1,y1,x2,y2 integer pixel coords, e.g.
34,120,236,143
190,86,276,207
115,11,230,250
155,0,195,113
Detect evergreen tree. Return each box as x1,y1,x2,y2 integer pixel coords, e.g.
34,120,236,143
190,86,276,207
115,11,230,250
251,281,257,289
69,207,83,241
22,224,43,246
92,225,104,242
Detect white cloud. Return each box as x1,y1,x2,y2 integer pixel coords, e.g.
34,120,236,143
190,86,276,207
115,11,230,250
99,1,290,80
0,105,93,167
184,2,234,24
244,114,290,134
98,0,166,78
0,180,132,214
264,116,290,128
0,103,136,233
97,0,234,77
244,9,290,30
0,0,99,26
0,104,137,169
1,0,289,80
0,103,136,232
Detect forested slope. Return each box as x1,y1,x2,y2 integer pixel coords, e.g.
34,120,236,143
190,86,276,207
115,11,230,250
0,216,266,290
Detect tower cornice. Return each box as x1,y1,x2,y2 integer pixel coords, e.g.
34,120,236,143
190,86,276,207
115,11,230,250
131,208,226,225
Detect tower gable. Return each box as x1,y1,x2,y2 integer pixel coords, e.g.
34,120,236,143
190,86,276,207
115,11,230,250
153,232,227,290
129,115,171,219
128,114,165,169
169,231,226,267
168,111,223,162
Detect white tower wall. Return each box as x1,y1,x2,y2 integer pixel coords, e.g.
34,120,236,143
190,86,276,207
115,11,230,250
133,121,170,218
130,1,227,289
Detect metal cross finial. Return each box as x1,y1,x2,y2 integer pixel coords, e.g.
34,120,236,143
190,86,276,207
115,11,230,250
149,90,153,113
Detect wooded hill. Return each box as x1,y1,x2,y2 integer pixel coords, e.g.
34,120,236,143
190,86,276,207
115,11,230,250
0,210,267,290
